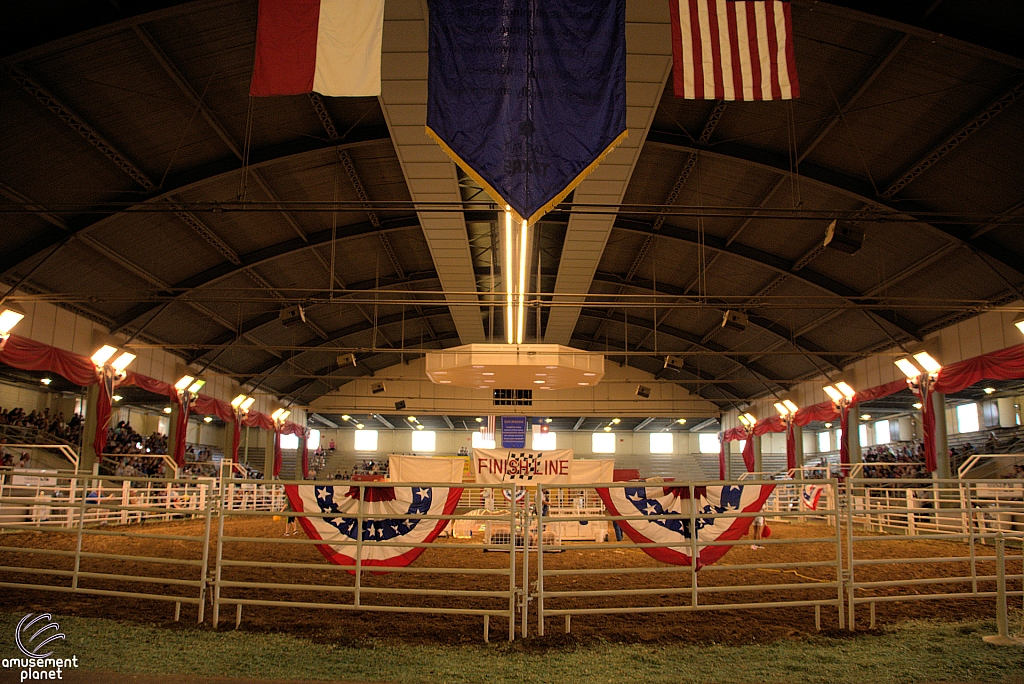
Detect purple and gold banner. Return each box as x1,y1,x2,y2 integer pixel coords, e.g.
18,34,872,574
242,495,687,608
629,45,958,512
427,0,626,223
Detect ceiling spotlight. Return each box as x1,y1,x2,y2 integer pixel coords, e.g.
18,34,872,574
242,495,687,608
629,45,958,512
110,352,136,373
894,357,921,379
545,418,553,423
203,416,213,423
341,414,351,421
603,426,612,432
476,417,483,422
533,379,545,384
611,418,621,424
163,407,173,414
356,423,364,429
913,403,923,409
408,416,417,422
112,394,122,402
416,424,424,430
984,387,995,394
91,345,117,367
40,378,52,386
913,351,942,374
676,418,686,425
0,307,25,336
860,414,871,421
824,422,833,428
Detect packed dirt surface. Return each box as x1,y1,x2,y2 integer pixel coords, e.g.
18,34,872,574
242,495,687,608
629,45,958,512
0,515,1018,646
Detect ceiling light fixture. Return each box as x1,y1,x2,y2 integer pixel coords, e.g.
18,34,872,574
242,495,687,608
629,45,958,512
204,416,213,423
894,357,921,378
984,387,995,394
913,351,942,374
112,394,122,402
40,378,52,386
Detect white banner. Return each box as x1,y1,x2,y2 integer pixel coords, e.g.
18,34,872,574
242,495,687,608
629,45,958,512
473,448,574,484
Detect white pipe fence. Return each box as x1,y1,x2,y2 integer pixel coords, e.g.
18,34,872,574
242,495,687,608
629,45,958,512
0,473,1020,641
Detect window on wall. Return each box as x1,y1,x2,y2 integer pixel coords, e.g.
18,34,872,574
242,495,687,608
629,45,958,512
859,424,869,446
280,433,300,450
956,403,980,433
472,432,495,449
874,420,890,445
411,430,436,452
817,432,830,453
354,429,378,452
307,429,321,450
532,431,557,450
698,433,720,454
592,432,616,454
650,433,673,454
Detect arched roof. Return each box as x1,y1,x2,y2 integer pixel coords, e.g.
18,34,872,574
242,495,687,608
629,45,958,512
2,0,1022,411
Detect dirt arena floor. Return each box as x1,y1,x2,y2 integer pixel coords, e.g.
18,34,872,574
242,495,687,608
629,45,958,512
0,515,1019,646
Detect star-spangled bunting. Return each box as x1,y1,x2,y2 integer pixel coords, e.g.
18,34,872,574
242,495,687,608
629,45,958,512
597,482,774,568
286,483,464,572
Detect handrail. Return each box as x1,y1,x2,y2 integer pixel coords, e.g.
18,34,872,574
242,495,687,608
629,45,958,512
1,443,79,470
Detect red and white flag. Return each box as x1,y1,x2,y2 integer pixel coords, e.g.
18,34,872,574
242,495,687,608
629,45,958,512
250,0,384,97
670,0,799,100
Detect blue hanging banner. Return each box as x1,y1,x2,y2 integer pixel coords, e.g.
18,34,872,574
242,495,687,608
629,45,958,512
500,416,528,449
426,0,626,224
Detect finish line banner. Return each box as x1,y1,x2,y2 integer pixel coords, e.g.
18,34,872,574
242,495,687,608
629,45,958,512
473,448,573,484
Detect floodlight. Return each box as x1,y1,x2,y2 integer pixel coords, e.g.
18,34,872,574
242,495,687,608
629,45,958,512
913,351,941,374
231,394,247,408
271,408,290,422
110,352,135,373
783,399,799,413
742,413,756,425
240,397,256,411
823,385,843,403
0,308,25,335
1016,318,1024,336
774,402,789,416
835,382,856,399
91,345,117,366
175,375,196,391
187,379,206,393
894,358,921,379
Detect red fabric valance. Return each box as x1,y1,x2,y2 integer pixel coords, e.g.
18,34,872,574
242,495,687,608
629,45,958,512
242,411,275,431
192,394,235,424
0,334,97,386
934,342,1024,395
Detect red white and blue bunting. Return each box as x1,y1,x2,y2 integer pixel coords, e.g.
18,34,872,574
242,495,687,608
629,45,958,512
286,483,463,571
597,483,774,569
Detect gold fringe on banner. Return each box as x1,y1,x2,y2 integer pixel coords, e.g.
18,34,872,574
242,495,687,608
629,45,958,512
424,126,628,225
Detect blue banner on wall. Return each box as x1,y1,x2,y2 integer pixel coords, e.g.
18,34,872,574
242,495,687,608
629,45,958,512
426,0,626,224
501,416,528,449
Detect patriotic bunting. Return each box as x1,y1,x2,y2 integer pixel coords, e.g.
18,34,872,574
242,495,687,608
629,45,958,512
597,482,774,568
286,483,463,571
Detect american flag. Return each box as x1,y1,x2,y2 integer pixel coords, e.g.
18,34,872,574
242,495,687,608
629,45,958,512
670,0,799,100
480,415,496,443
802,484,823,511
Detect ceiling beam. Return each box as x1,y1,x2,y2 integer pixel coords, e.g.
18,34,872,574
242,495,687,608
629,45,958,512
613,217,923,342
108,217,418,332
644,132,1024,279
0,131,391,277
881,78,1024,198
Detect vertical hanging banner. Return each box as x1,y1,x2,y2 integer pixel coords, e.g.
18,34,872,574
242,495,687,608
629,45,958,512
426,0,627,223
670,0,799,100
500,416,528,448
250,0,385,97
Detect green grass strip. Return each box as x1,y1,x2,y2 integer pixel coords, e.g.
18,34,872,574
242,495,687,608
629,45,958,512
2,612,1023,683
